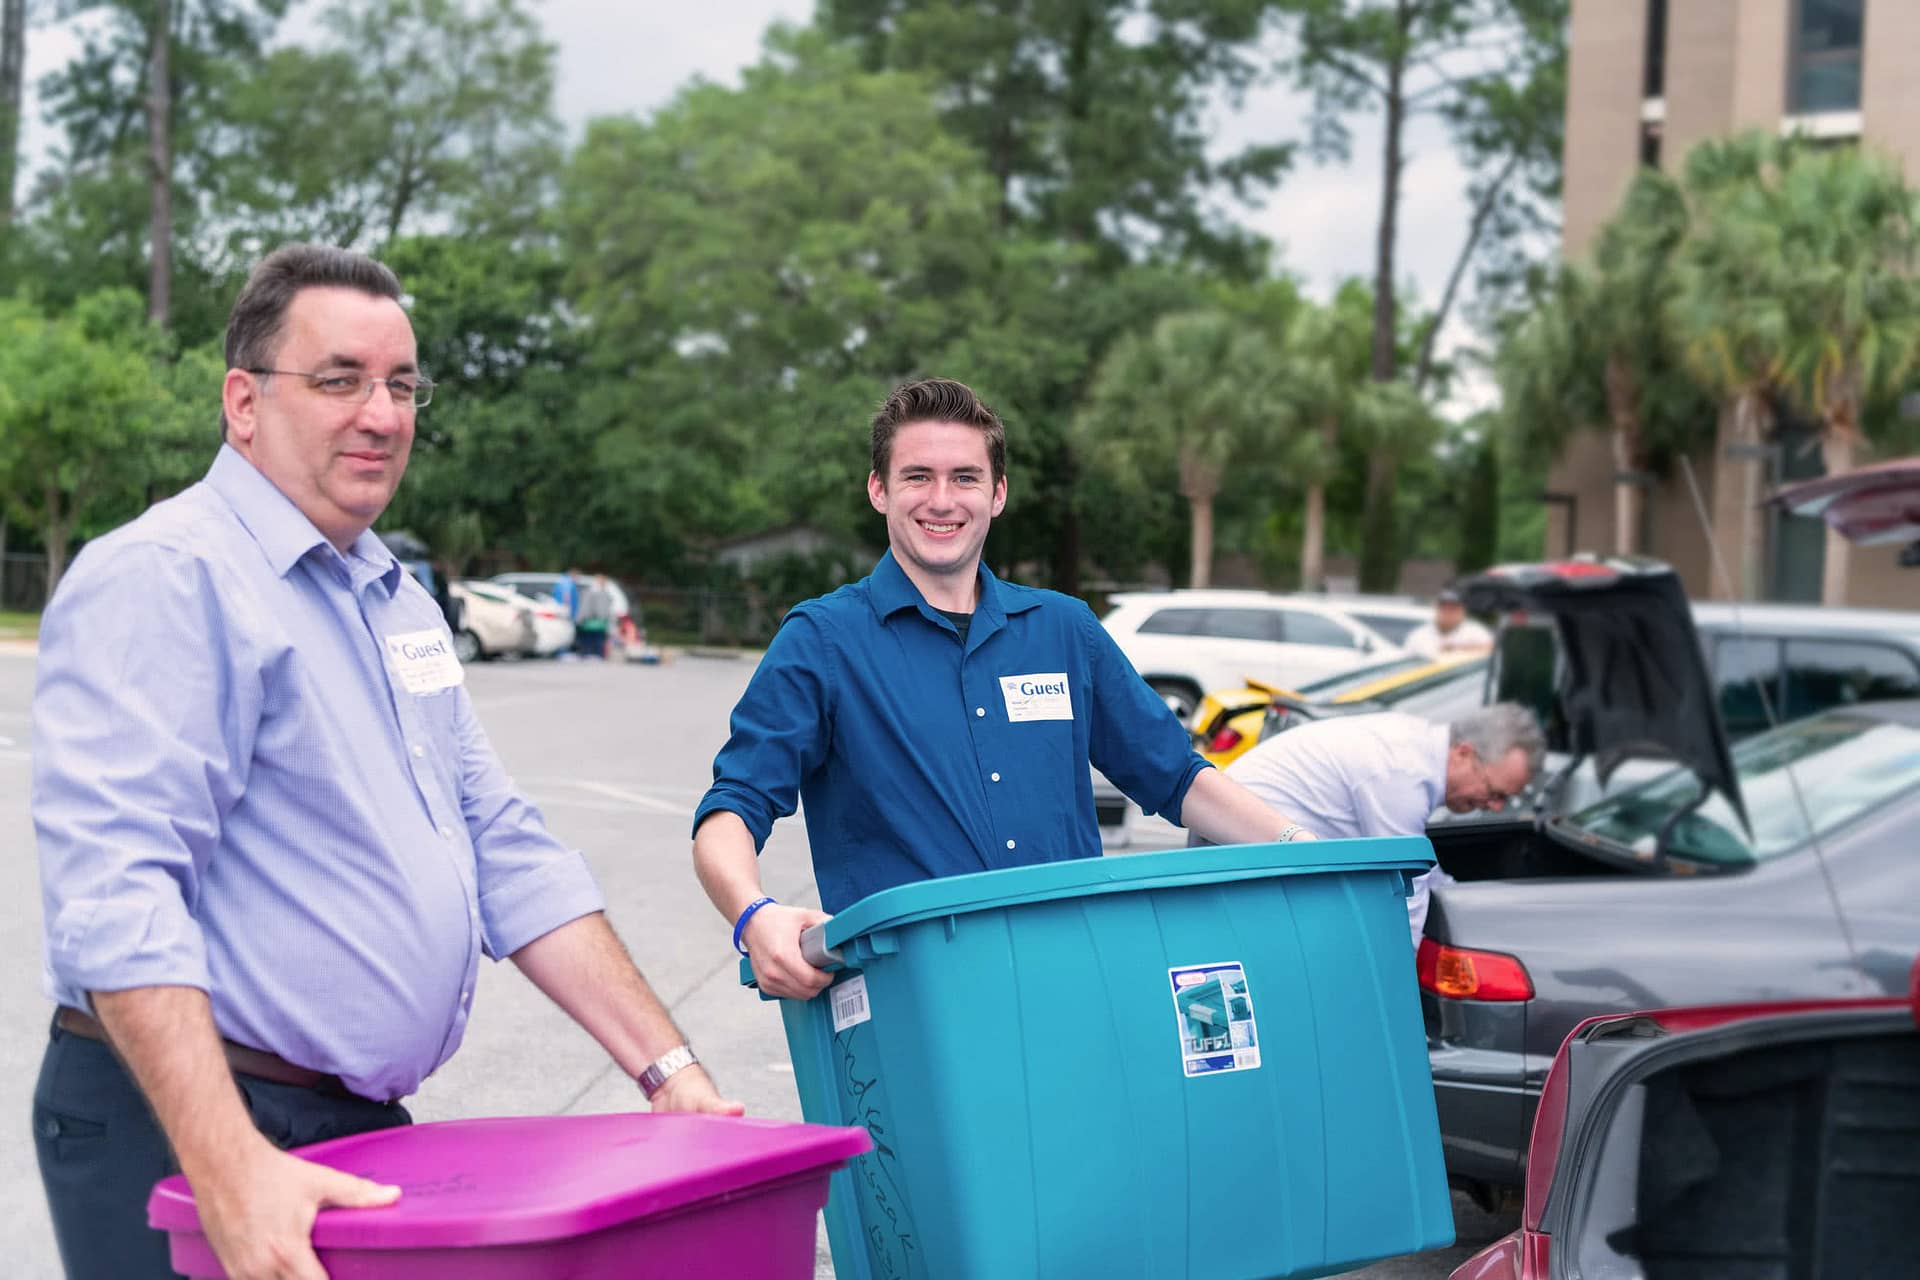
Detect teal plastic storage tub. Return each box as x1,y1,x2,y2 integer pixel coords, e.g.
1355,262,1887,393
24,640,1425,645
742,837,1453,1280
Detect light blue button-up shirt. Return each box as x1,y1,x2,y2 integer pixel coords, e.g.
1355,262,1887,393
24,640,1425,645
33,446,605,1100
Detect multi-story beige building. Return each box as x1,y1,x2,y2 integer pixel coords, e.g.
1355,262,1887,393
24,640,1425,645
1553,0,1914,607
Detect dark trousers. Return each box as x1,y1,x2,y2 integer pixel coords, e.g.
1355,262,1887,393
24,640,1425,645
33,1016,411,1279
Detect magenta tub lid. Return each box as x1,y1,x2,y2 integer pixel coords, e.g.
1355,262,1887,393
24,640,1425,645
147,1113,872,1249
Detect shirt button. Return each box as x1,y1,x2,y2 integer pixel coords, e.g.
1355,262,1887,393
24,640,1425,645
975,707,985,718
991,772,1001,782
439,824,455,839
1006,839,1016,850
461,990,470,1004
411,744,425,758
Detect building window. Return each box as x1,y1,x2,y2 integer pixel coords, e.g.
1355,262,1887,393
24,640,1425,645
1643,0,1668,100
1790,0,1864,114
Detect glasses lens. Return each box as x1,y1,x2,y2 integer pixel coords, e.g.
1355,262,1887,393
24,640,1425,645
411,378,434,408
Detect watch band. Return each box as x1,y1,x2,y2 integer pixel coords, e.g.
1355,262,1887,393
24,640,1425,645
637,1045,699,1100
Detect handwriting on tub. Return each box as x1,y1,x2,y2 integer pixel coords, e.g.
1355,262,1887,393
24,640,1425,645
398,1172,478,1197
835,1026,918,1276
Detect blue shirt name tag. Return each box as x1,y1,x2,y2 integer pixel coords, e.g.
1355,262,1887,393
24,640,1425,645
999,672,1073,722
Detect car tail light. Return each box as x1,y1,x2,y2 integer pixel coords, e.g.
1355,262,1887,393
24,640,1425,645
1417,938,1534,1001
1208,726,1243,754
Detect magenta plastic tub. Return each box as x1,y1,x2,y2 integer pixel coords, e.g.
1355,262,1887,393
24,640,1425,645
147,1112,872,1278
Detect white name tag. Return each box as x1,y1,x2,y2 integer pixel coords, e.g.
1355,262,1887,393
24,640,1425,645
384,629,465,695
999,672,1073,722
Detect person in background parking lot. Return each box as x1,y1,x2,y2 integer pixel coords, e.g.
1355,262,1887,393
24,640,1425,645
31,243,739,1280
692,376,1320,1000
1206,703,1545,945
1404,587,1494,660
577,572,614,658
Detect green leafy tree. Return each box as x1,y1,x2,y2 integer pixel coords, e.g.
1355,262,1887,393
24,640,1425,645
1076,309,1303,588
0,289,172,586
1677,135,1920,601
23,0,288,339
818,0,1288,266
558,28,1016,574
1263,283,1372,588
219,0,562,251
817,0,1289,590
1272,0,1567,588
1,0,24,222
1497,169,1713,554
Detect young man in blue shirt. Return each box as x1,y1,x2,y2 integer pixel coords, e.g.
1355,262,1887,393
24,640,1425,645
694,377,1317,999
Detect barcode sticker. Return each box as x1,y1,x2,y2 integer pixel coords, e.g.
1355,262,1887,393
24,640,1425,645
830,974,872,1031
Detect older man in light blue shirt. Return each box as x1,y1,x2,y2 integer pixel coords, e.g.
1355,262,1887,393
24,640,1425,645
1212,705,1543,945
32,244,736,1280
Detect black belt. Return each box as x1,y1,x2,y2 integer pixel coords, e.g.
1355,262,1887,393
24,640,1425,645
56,1006,351,1095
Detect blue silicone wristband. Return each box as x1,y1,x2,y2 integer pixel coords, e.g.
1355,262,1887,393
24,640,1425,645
732,897,777,956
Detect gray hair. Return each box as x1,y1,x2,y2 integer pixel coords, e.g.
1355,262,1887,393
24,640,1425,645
1449,703,1546,777
221,244,405,438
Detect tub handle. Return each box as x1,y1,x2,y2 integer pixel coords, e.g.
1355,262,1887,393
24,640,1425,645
800,924,843,970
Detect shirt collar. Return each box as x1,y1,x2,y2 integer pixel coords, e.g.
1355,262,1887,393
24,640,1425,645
866,549,1041,631
205,445,404,597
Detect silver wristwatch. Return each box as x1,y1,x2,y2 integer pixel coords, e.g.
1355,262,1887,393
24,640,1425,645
636,1045,699,1101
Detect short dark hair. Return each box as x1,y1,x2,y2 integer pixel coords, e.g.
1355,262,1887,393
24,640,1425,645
870,377,1006,484
221,244,405,437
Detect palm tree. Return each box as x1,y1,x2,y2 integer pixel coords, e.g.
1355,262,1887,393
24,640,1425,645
1077,310,1294,589
1754,146,1920,602
1672,133,1920,602
1498,170,1712,555
1668,135,1799,597
1272,286,1372,589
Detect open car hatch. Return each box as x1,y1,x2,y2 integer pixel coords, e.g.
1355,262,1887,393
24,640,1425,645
1771,455,1920,565
1458,557,1748,830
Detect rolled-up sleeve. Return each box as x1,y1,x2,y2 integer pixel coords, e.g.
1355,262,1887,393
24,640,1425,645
692,609,834,850
1079,603,1210,823
34,543,257,1006
453,688,606,959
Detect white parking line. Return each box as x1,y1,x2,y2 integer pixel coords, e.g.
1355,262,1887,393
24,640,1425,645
560,780,691,816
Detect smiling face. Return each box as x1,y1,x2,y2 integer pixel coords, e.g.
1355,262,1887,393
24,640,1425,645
867,419,1008,606
221,286,419,551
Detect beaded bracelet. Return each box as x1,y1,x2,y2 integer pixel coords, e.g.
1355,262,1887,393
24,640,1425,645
732,896,778,955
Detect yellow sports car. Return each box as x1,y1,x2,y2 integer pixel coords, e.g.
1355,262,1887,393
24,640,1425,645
1192,651,1490,766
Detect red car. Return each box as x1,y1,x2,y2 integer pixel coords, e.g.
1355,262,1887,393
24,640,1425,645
1451,958,1920,1280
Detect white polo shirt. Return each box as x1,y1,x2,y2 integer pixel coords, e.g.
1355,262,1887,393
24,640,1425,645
1222,711,1454,946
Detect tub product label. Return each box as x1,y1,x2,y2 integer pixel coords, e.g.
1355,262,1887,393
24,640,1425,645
1169,962,1261,1077
998,672,1074,722
831,974,872,1032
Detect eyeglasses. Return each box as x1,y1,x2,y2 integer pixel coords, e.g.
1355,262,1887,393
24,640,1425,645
1471,756,1516,807
248,368,435,408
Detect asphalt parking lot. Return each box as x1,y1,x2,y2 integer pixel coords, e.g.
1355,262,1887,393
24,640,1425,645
1,648,1514,1277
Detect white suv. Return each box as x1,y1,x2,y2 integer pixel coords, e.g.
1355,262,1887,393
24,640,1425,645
1102,590,1416,723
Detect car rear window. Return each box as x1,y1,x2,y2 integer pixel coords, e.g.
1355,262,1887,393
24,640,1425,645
1568,711,1920,867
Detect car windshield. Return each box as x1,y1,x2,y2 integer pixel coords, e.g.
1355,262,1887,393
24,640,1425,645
1348,612,1423,646
1566,710,1920,867
1294,655,1426,698
1373,660,1488,719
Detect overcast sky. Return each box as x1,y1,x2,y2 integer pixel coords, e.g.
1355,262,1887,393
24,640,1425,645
18,0,1500,407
